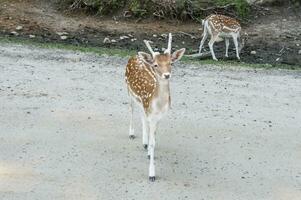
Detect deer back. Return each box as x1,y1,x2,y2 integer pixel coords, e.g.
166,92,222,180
207,14,241,33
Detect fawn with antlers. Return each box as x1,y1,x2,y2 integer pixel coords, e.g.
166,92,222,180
199,14,242,61
125,33,185,181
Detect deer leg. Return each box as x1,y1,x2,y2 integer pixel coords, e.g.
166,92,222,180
141,113,149,150
199,30,208,55
129,98,135,139
208,36,218,61
148,118,157,181
232,34,240,60
225,38,230,58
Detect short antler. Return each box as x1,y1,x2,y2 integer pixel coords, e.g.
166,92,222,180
164,33,172,54
143,40,156,57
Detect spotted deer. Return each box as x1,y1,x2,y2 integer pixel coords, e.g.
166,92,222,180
125,33,185,181
199,14,242,61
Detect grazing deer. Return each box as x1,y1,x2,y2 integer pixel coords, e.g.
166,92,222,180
125,33,185,182
199,14,242,61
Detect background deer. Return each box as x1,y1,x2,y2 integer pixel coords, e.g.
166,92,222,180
125,33,185,181
199,14,242,61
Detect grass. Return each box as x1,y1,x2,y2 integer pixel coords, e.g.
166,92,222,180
0,35,300,70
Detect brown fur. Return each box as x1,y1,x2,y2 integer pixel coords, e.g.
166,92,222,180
125,56,157,113
206,14,241,33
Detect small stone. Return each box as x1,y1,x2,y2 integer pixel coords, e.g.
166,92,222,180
276,57,280,62
103,37,110,43
56,32,68,36
298,50,301,55
131,38,137,42
250,50,257,55
16,26,23,30
153,34,157,38
182,41,185,44
60,35,68,40
161,34,167,38
29,35,35,38
10,31,19,36
283,19,287,22
111,39,117,43
296,44,300,47
120,35,129,40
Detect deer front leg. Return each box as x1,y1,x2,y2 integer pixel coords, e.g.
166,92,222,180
209,36,218,61
148,118,157,181
129,98,135,139
232,34,240,60
225,38,230,58
141,114,149,150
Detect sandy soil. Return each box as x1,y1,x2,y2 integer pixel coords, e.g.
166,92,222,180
0,43,301,199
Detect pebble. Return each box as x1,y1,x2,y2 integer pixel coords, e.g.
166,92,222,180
131,38,137,42
10,31,19,36
103,37,110,43
250,50,257,55
29,35,35,38
60,35,68,40
111,39,117,43
16,25,23,30
161,34,167,38
120,36,129,40
56,32,68,36
298,50,301,55
153,34,157,38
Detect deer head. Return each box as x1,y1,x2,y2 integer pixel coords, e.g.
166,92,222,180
137,33,185,80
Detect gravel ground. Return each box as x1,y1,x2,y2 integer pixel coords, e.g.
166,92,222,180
0,43,301,200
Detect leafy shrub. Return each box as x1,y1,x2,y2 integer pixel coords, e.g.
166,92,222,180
58,0,251,20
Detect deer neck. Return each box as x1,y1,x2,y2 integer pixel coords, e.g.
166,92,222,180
152,75,170,111
157,78,170,95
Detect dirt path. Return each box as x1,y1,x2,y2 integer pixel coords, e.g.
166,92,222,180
0,43,301,199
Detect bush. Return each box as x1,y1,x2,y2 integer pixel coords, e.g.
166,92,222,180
58,0,251,20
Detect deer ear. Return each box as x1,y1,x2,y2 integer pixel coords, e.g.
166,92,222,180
138,52,153,65
171,48,186,63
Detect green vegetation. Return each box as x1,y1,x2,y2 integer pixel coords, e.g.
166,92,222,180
1,36,299,70
58,0,251,20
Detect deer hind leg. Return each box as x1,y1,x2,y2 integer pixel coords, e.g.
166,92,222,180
232,33,240,60
225,38,230,58
208,36,218,61
199,29,208,55
129,98,135,139
141,113,149,150
148,117,158,181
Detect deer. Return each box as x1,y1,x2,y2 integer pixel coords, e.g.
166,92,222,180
199,14,242,61
125,33,185,182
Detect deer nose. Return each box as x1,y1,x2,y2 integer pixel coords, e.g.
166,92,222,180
163,73,170,79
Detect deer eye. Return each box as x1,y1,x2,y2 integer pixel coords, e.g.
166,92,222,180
153,64,158,68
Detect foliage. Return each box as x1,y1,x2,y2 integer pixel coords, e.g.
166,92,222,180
58,0,250,19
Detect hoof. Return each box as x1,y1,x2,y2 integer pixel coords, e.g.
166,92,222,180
143,144,148,150
129,135,135,140
149,176,156,182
